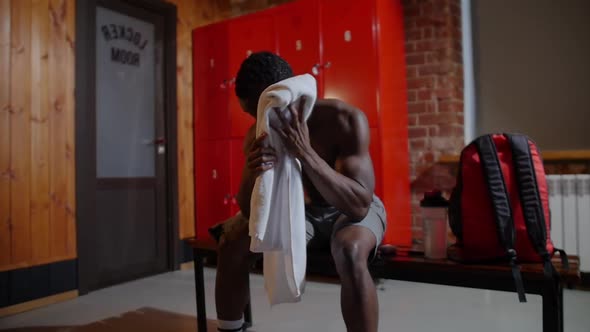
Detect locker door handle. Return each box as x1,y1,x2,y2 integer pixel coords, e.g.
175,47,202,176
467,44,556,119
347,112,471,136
223,194,231,205
220,78,235,89
323,61,332,69
231,194,237,205
311,63,321,76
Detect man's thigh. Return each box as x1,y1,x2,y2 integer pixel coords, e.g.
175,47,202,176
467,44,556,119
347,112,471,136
331,196,387,259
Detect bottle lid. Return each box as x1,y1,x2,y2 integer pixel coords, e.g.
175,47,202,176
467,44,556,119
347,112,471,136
420,190,449,207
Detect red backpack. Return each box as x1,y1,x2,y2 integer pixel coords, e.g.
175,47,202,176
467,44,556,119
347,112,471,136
448,133,567,302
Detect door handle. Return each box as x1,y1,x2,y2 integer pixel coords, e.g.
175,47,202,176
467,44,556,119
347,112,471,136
143,137,166,145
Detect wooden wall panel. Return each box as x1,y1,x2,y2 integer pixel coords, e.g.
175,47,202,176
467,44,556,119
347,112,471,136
30,0,51,263
0,0,75,272
0,0,12,267
64,0,75,258
10,0,33,266
48,0,69,260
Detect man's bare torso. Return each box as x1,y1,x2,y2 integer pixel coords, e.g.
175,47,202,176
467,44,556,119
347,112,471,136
245,98,373,207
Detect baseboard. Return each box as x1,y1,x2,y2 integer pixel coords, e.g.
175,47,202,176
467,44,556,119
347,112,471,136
180,261,194,271
0,290,78,317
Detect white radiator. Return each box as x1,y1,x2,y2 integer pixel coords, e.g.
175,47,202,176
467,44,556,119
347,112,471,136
547,174,590,272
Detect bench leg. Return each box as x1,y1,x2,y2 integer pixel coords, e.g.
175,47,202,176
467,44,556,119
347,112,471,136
194,250,208,332
244,273,253,329
542,279,564,332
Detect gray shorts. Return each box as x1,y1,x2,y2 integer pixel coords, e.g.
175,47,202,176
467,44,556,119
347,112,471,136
305,195,387,259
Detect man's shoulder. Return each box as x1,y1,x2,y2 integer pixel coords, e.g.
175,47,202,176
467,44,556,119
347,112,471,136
313,99,369,135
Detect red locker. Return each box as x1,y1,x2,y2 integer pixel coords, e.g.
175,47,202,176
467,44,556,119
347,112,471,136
275,0,322,95
193,23,230,140
228,13,276,138
320,0,379,128
368,128,383,199
194,139,232,239
230,139,246,215
193,0,411,246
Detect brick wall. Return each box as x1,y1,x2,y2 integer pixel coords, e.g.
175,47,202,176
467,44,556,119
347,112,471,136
402,0,464,246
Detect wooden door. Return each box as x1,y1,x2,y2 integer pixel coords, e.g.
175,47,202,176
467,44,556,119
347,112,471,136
320,0,379,127
79,0,169,291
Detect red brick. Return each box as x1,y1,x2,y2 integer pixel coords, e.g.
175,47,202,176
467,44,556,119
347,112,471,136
439,100,463,113
422,2,449,16
418,90,432,101
426,52,443,64
404,5,420,18
408,113,418,126
452,16,461,29
406,53,426,65
409,126,428,138
407,90,418,103
428,126,439,136
407,67,418,78
416,40,448,52
406,28,422,40
423,27,434,39
405,42,416,53
419,112,459,126
410,138,427,150
408,102,428,114
407,77,435,90
439,124,464,137
419,63,453,76
435,27,452,38
434,88,457,100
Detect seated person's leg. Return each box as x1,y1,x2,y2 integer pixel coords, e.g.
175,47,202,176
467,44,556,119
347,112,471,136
330,198,386,332
214,215,254,331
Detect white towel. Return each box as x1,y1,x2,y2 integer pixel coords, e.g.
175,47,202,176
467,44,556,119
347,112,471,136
249,74,317,305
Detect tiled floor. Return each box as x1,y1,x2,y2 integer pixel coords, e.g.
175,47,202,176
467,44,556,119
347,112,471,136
1,268,589,332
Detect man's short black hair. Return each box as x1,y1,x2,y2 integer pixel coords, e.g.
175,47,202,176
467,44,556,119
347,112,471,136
235,51,293,104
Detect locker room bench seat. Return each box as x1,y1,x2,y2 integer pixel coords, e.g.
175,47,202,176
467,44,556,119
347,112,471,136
186,237,580,332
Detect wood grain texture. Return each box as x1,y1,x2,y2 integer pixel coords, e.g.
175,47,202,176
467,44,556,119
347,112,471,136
30,0,51,264
0,0,12,267
64,0,75,258
10,0,33,265
48,0,68,259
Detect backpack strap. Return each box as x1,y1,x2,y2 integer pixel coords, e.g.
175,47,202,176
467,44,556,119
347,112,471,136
475,135,527,302
506,134,559,279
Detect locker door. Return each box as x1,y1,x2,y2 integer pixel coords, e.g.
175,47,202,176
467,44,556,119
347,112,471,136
193,23,230,140
230,139,247,215
194,140,210,239
194,139,232,239
228,13,276,138
275,0,321,95
321,0,379,127
368,128,383,199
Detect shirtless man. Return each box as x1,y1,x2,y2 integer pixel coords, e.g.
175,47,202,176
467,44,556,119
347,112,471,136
214,52,387,332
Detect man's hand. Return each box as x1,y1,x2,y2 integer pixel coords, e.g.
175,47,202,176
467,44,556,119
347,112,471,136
271,97,313,160
246,132,277,176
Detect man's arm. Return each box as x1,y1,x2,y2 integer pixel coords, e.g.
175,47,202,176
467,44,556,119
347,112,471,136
236,125,276,219
273,100,375,220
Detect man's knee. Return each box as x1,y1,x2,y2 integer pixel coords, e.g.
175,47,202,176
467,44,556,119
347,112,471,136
331,236,368,277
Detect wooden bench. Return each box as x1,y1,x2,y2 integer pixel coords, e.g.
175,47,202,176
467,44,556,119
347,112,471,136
186,238,580,332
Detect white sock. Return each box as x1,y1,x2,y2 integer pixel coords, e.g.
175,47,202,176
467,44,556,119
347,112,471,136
218,318,244,331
